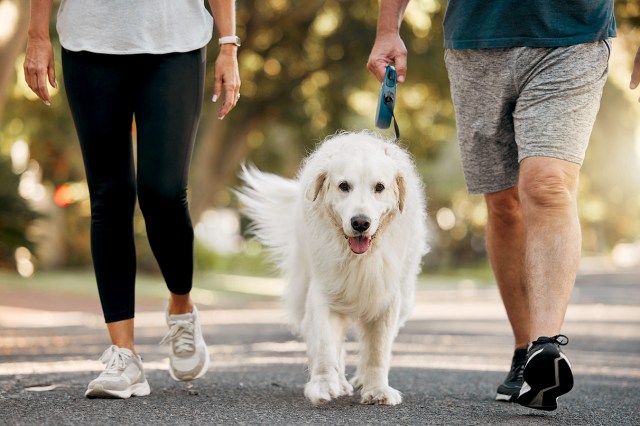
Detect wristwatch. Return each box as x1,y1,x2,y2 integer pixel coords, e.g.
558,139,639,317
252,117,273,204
218,36,241,47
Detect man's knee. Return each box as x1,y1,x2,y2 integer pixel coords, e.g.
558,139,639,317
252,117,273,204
518,157,579,211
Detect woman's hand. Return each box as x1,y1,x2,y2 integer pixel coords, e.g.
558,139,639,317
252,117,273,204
631,46,640,102
24,37,57,106
212,44,241,119
24,0,56,106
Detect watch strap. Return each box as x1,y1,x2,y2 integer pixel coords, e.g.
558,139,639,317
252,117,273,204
218,36,241,46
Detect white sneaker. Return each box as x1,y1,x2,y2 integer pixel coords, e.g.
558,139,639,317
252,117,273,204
160,305,210,381
85,345,151,399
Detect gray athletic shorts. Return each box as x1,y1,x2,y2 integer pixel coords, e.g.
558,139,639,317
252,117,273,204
444,40,610,194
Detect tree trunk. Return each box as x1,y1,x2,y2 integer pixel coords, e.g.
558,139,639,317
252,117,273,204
189,108,275,224
0,0,30,122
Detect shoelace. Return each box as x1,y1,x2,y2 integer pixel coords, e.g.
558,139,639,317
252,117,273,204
512,357,525,382
99,345,132,374
160,320,195,354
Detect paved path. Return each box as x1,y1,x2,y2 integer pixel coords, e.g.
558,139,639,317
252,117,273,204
1,271,639,425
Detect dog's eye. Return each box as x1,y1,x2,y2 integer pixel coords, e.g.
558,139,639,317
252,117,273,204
339,181,350,192
375,183,385,193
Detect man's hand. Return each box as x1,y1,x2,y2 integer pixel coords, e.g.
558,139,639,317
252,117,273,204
367,0,410,83
367,33,408,84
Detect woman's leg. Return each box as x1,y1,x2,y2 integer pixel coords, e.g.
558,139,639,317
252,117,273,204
134,48,210,381
62,50,139,350
134,48,205,308
63,50,150,398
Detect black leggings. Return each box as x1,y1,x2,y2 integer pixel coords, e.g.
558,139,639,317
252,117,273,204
62,47,206,323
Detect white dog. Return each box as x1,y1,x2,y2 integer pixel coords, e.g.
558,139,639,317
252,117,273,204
237,131,428,405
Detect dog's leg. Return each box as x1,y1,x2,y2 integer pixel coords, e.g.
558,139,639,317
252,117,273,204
302,286,352,405
284,263,309,335
336,319,354,398
352,304,402,405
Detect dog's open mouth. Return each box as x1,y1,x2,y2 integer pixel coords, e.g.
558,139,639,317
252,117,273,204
347,235,373,254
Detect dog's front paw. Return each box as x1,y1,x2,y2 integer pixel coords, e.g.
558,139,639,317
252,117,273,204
339,376,354,396
360,385,403,406
304,377,342,405
349,375,364,390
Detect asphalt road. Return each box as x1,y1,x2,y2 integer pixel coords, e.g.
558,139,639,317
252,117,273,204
1,270,639,425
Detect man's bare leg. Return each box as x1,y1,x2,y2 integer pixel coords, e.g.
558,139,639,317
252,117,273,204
518,157,581,338
515,156,579,410
485,186,530,350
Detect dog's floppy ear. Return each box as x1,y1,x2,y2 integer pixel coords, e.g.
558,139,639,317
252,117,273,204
396,175,406,212
307,171,327,202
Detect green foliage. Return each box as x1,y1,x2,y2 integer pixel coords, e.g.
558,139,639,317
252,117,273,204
222,0,480,267
1,0,639,272
615,0,640,28
194,240,276,277
0,157,40,267
227,0,455,173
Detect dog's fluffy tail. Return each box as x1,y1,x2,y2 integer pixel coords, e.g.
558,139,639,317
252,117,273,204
236,164,299,271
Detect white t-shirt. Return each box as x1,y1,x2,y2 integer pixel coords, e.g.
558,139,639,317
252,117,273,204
57,0,214,54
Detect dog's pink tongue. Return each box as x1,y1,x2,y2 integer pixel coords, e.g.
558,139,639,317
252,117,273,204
348,236,371,254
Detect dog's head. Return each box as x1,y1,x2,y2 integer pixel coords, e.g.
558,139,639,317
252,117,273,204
306,132,407,255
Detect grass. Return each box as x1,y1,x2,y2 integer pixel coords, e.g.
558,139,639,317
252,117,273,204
0,261,496,306
0,267,284,307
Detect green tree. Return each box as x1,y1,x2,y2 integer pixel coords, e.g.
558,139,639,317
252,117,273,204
1,0,639,271
191,0,455,212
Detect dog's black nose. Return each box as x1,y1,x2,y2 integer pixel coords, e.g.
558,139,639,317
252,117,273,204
351,215,371,233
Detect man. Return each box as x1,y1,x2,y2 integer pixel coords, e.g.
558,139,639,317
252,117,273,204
368,0,640,411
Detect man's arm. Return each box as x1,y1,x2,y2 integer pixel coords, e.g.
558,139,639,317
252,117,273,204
367,0,411,83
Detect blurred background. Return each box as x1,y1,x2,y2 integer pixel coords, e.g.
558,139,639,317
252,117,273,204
1,0,639,288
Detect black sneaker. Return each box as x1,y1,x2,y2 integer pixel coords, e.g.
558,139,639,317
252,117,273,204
517,334,573,411
495,347,527,402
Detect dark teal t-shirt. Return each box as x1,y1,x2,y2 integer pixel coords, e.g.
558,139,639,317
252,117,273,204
443,0,616,49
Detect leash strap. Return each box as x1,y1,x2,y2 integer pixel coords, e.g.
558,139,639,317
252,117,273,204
384,95,400,141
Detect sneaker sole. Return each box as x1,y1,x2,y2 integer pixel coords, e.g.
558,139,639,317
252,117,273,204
495,391,519,402
85,381,151,399
169,345,210,382
517,348,573,411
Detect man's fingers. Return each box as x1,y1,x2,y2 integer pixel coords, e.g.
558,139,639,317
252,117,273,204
630,47,640,90
367,57,388,83
367,55,407,84
367,35,408,83
394,54,407,83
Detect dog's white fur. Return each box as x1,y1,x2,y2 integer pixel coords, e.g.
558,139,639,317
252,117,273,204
237,131,428,405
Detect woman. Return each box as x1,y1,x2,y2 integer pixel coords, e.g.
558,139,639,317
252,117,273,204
24,0,240,398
